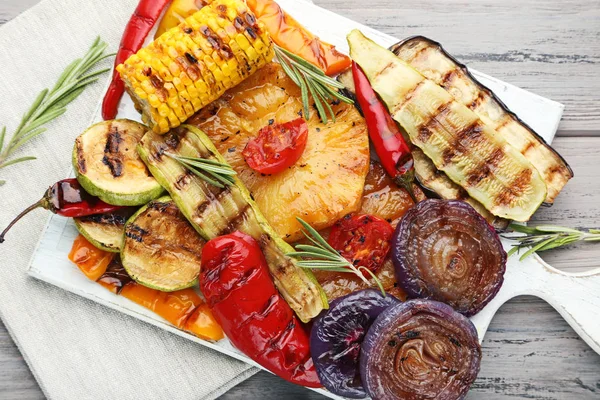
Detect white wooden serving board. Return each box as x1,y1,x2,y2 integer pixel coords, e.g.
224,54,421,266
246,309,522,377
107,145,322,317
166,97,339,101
27,0,600,398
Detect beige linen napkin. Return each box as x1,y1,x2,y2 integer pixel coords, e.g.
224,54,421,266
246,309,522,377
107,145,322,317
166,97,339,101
0,0,262,398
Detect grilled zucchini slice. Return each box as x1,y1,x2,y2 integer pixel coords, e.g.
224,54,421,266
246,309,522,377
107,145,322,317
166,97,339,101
137,125,328,322
412,149,509,230
73,119,164,206
348,30,547,222
121,196,204,292
390,36,572,204
74,208,136,252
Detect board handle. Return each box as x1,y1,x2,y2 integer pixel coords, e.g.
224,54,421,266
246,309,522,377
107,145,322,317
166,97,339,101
472,253,600,354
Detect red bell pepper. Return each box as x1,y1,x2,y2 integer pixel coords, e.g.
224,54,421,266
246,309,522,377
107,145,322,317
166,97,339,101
199,231,321,388
101,0,172,120
352,61,416,201
0,179,123,243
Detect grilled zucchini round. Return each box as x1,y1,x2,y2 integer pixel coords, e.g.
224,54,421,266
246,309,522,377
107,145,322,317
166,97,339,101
121,196,205,292
74,208,135,252
73,119,163,206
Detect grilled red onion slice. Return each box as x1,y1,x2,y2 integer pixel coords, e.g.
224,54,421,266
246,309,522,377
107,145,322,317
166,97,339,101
361,299,481,400
392,199,506,316
310,289,400,398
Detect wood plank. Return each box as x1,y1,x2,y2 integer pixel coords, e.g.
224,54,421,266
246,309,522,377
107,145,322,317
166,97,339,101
313,0,600,133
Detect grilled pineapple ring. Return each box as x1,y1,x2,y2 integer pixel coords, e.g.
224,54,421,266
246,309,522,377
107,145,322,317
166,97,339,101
191,63,370,241
121,196,205,292
73,119,164,206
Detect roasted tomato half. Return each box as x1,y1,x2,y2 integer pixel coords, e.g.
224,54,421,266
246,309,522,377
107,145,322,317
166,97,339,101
242,118,308,175
328,214,394,273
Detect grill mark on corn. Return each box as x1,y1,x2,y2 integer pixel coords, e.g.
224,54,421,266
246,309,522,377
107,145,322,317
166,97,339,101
102,125,125,177
495,168,533,207
217,204,251,236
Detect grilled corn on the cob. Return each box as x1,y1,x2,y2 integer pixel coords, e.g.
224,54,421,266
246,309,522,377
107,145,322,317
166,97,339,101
117,0,274,134
348,30,547,222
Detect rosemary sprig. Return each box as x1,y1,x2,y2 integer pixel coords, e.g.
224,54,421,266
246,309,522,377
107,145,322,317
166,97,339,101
0,37,112,185
165,152,237,189
288,217,386,296
504,223,600,260
274,45,353,124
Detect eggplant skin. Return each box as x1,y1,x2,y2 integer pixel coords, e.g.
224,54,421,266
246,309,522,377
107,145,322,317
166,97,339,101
391,36,572,204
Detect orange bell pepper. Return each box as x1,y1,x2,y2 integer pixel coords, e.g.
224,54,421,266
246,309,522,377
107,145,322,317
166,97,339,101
247,0,351,75
68,235,114,281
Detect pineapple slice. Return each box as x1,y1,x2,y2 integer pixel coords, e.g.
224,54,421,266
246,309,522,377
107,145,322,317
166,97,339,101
189,63,370,241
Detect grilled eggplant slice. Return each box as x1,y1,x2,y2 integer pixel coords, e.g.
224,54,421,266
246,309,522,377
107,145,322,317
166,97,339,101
121,196,205,291
73,120,164,206
137,125,328,322
74,208,136,252
348,30,547,222
391,36,572,204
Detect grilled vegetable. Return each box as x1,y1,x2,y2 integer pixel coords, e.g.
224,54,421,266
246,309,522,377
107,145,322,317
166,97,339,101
413,149,509,230
0,178,124,244
348,30,547,222
391,36,572,204
310,289,400,398
137,125,327,322
68,235,115,281
189,63,369,242
392,199,506,316
361,299,481,400
73,120,163,206
116,0,274,134
200,231,320,387
102,0,171,120
69,246,224,341
74,208,136,252
121,196,205,292
352,61,416,201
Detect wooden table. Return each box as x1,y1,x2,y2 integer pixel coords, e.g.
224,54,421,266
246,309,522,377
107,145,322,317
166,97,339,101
1,0,599,399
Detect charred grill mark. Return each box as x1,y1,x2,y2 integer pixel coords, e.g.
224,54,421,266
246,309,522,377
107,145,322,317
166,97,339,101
126,224,149,243
245,27,257,40
418,125,433,143
467,164,491,187
233,16,244,31
195,199,211,216
75,138,86,173
397,80,426,113
455,122,484,147
147,200,176,215
150,74,164,89
468,91,487,110
102,126,125,177
175,171,193,190
486,147,505,169
185,52,198,64
417,101,451,147
79,213,127,226
217,204,251,236
494,168,533,206
216,185,232,202
165,131,182,149
522,140,536,155
245,13,256,26
200,25,225,51
440,69,457,89
410,43,429,63
495,115,512,131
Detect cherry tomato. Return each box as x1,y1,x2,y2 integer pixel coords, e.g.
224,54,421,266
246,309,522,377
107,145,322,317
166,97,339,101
242,118,308,175
328,214,394,273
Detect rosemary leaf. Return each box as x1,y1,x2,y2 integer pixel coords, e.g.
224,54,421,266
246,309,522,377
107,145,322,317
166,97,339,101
165,152,236,189
505,223,600,259
0,37,111,183
274,44,353,124
291,217,386,296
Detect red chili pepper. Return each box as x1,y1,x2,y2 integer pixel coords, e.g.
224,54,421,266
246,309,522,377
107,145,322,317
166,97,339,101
352,61,416,201
0,179,123,243
200,231,321,388
101,0,172,120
